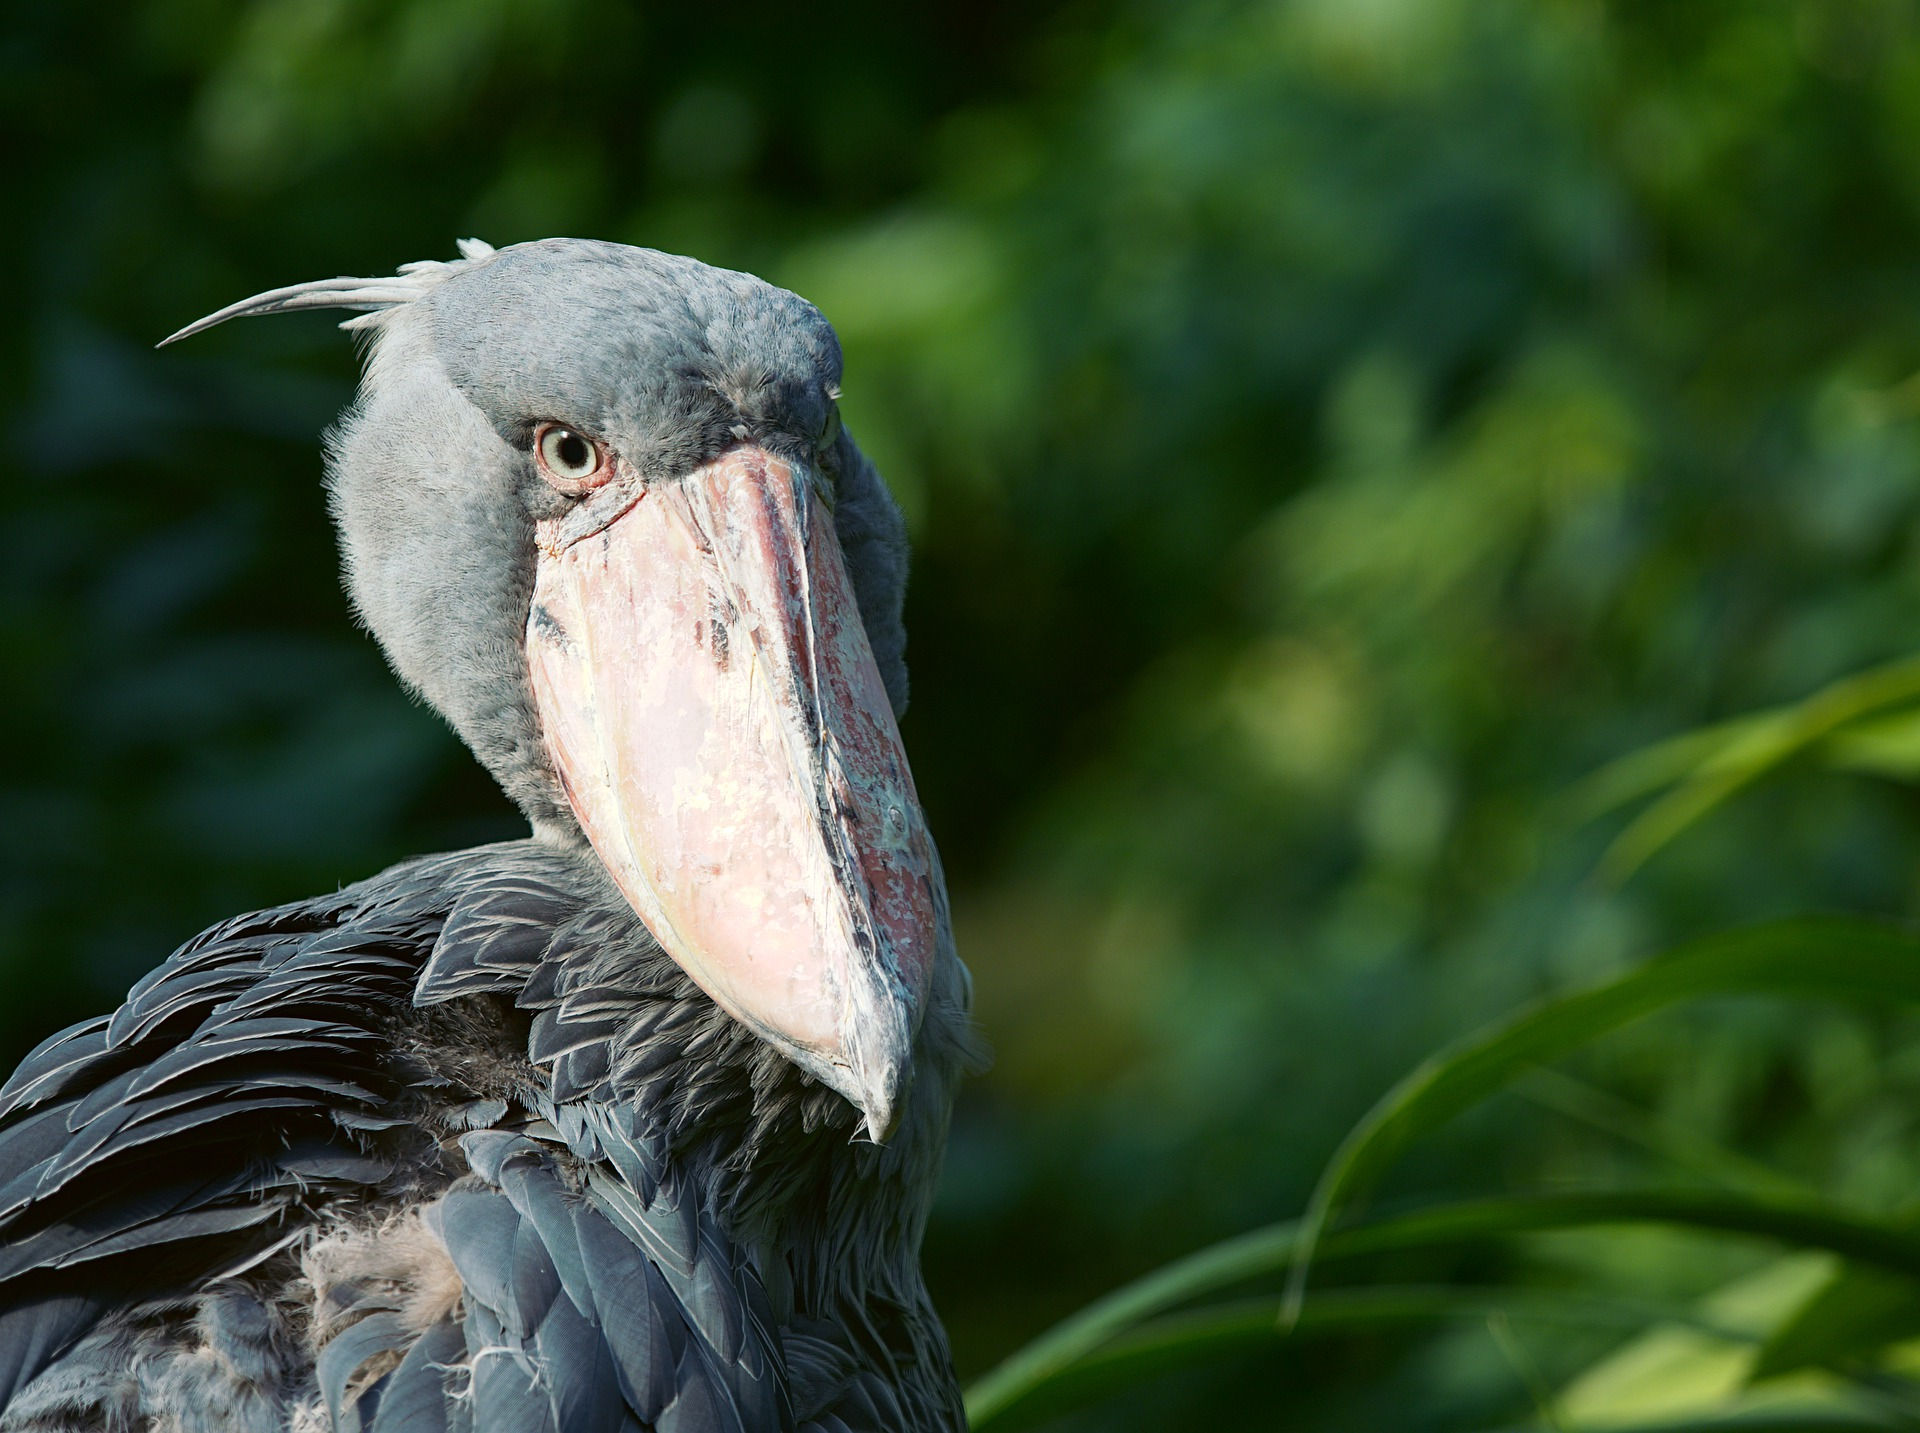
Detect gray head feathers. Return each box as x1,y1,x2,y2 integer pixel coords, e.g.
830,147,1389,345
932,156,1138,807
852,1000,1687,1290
158,237,914,836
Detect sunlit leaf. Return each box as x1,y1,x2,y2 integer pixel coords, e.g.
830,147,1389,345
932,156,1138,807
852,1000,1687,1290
1820,708,1920,782
1554,1254,1837,1428
967,1187,1920,1430
1750,1263,1920,1382
974,1286,1751,1432
1468,1414,1900,1432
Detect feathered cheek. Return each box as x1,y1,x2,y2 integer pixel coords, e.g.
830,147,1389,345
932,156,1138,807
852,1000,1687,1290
523,444,939,1142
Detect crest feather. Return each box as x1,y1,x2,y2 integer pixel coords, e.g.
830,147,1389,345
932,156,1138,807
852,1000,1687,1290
157,239,497,347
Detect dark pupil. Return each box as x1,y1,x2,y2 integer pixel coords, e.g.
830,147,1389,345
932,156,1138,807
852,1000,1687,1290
556,432,589,471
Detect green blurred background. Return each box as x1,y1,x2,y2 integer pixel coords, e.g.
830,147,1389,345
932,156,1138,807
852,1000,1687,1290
12,0,1920,1427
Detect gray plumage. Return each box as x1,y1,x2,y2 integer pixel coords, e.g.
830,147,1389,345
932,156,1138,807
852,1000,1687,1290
316,238,911,832
0,240,977,1432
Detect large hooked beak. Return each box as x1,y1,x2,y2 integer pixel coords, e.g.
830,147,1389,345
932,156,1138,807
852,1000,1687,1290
525,445,940,1140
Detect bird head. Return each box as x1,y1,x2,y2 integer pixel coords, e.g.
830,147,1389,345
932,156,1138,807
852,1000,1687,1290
163,238,943,1142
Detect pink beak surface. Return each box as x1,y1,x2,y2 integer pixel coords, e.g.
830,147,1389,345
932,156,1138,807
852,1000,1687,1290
526,446,940,1139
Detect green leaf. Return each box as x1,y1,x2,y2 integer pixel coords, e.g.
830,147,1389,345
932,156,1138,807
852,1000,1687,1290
974,1287,1751,1432
966,1187,1920,1430
1283,918,1920,1324
1568,711,1783,825
1749,1262,1920,1382
1820,708,1920,781
1470,1416,1900,1432
1513,1066,1815,1199
1570,654,1920,882
968,919,1920,1430
1545,1251,1843,1429
1320,1192,1920,1279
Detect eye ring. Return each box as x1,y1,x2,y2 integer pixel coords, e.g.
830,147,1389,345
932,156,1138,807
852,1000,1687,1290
533,422,612,494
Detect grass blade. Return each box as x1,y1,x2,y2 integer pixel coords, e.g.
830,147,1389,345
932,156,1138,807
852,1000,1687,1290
1471,1416,1900,1432
1281,918,1920,1322
1576,654,1920,883
1514,1067,1814,1199
1750,1262,1920,1381
1321,1191,1920,1278
974,1287,1752,1431
967,1187,1920,1429
964,1220,1303,1427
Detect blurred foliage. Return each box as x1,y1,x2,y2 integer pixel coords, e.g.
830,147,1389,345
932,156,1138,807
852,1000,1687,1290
963,917,1920,1428
13,0,1920,1427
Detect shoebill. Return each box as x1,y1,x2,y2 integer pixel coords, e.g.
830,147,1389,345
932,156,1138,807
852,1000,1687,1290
0,238,981,1433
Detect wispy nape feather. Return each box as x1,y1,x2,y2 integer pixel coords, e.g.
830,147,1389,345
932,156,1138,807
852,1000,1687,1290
157,238,498,348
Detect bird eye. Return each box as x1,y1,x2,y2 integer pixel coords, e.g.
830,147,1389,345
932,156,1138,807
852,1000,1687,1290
534,423,610,494
817,400,842,455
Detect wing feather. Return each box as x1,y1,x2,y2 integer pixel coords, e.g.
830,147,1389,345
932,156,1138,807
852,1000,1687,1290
408,1121,793,1432
0,862,451,1406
